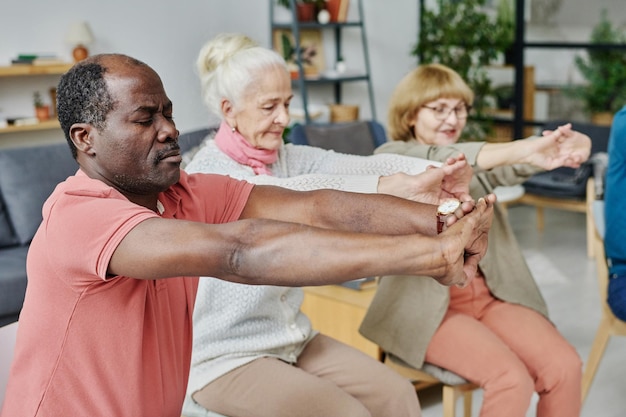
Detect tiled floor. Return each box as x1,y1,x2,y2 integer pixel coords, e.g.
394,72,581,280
419,203,626,417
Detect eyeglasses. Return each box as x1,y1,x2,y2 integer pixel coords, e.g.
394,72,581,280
422,104,471,121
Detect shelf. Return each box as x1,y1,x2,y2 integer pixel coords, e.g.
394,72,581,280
270,0,376,124
293,74,370,84
0,119,61,134
0,63,73,77
271,21,362,30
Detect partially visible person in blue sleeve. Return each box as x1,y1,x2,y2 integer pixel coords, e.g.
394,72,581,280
603,105,626,321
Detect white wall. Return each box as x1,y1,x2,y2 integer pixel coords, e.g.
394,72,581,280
0,0,416,145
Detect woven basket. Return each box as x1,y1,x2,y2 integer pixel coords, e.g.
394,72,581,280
329,104,359,123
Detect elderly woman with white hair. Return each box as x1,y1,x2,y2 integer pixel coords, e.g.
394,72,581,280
181,33,479,417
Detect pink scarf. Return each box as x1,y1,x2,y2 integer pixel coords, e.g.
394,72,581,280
214,121,278,175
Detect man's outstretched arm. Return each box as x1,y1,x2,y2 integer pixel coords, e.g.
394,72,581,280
109,186,495,287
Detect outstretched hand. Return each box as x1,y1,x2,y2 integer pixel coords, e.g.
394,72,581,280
542,123,592,168
524,123,592,170
437,153,473,203
433,193,496,288
377,153,473,205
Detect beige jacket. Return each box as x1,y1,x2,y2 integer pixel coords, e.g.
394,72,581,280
359,140,549,370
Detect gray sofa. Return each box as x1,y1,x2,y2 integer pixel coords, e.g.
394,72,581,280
0,127,214,327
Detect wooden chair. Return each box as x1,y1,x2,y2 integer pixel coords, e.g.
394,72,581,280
380,349,479,417
518,122,611,259
581,179,626,402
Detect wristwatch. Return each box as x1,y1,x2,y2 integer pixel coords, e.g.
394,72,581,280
437,199,461,234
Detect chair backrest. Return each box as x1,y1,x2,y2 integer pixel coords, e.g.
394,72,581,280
287,121,387,156
589,179,609,298
178,126,218,154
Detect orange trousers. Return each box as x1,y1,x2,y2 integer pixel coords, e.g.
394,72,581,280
425,275,582,417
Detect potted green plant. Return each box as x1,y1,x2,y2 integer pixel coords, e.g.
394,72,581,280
496,0,516,64
570,9,626,125
33,91,50,122
414,0,515,141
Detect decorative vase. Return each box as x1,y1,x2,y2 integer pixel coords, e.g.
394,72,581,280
35,105,50,122
326,0,347,22
591,112,614,126
296,3,316,22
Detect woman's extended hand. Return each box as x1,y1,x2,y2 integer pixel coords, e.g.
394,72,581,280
543,123,592,168
523,123,592,170
438,153,473,202
377,154,473,204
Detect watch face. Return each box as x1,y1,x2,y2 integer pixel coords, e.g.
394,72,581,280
438,199,461,215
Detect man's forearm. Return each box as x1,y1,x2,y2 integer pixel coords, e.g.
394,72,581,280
220,218,449,286
243,186,439,236
298,189,439,236
111,194,492,288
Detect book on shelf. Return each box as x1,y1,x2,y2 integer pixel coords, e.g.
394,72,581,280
11,58,35,65
32,58,68,66
6,117,39,127
10,54,67,66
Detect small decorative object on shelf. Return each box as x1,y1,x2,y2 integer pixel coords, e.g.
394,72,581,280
335,56,346,74
329,103,359,122
317,8,330,24
273,28,325,79
65,21,94,62
33,92,50,122
49,87,58,118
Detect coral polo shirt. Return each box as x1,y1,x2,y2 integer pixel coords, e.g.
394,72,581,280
1,170,253,417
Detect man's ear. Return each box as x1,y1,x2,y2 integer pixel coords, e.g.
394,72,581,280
70,123,96,156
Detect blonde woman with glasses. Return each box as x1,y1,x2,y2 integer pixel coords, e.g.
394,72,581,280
360,63,591,417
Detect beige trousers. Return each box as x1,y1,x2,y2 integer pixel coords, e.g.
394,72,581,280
192,333,421,417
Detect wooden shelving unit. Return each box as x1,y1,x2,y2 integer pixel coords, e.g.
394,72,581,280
0,119,61,134
0,62,72,136
269,0,376,124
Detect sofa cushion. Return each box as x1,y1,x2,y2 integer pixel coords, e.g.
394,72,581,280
523,163,592,200
0,246,28,324
0,196,18,248
0,143,77,245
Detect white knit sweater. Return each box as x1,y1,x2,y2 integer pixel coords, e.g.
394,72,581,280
182,136,436,417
